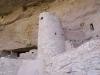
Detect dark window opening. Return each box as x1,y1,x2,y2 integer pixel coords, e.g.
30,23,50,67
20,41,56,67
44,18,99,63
55,32,56,35
41,17,43,20
31,52,34,53
96,35,99,37
90,23,94,31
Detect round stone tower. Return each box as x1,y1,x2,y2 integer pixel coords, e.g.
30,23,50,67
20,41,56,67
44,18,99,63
38,12,65,58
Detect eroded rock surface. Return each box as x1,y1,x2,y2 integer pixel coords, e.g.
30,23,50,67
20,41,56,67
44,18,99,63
0,0,100,75
0,0,100,51
50,39,100,75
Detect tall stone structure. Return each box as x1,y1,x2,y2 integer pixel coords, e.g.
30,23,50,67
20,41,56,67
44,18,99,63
38,12,65,75
38,12,65,58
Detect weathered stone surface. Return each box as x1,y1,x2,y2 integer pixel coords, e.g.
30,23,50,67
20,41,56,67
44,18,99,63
0,0,55,16
0,9,38,50
0,4,100,74
17,59,40,75
46,39,100,75
0,0,99,51
31,11,100,75
37,11,100,75
0,57,21,75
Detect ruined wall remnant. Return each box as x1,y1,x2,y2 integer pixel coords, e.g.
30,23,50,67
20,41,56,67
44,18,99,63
38,12,65,57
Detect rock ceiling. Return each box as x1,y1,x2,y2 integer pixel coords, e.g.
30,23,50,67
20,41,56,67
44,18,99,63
0,0,55,16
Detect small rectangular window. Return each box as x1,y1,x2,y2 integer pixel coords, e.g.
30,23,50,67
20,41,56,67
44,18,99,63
90,23,94,31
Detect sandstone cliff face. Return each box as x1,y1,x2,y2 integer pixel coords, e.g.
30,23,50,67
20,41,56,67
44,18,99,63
0,0,100,51
0,0,55,51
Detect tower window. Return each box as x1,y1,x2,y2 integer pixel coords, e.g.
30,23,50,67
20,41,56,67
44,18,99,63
90,23,94,31
55,32,56,35
41,17,43,20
